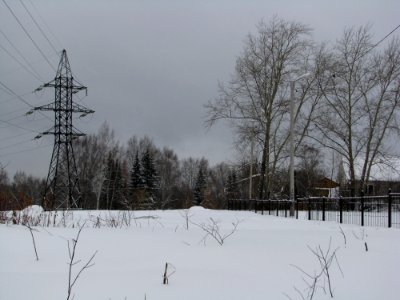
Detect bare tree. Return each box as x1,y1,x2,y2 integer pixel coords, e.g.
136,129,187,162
205,17,319,199
74,121,119,208
156,147,181,209
311,26,400,195
179,157,207,207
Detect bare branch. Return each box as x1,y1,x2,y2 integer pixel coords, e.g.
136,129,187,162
66,222,97,300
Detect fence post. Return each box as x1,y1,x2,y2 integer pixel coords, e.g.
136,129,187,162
268,199,271,215
361,191,364,227
296,198,299,219
388,189,392,228
254,199,257,214
276,200,279,217
261,200,264,215
308,197,311,220
322,197,326,221
339,196,343,224
285,201,288,218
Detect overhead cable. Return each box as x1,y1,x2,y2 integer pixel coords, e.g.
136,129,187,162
19,0,59,55
2,0,56,72
0,29,45,81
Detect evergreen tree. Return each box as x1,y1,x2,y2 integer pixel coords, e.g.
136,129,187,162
193,166,207,206
142,148,157,190
129,151,146,209
141,148,158,209
130,151,144,190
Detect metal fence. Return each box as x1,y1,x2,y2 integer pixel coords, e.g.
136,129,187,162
227,192,400,228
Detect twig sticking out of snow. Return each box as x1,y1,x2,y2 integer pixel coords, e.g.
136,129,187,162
23,223,39,261
66,222,98,300
339,226,347,247
163,262,176,285
288,238,343,300
352,228,368,252
180,209,194,230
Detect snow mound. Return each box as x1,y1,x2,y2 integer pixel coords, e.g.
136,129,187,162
188,206,206,213
21,205,44,217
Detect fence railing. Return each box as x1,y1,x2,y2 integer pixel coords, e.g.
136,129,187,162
227,191,400,228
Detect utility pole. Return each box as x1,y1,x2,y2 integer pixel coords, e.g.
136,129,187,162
249,127,255,199
289,72,310,216
29,50,94,209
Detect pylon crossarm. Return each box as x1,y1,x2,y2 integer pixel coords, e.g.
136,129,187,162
34,102,55,111
71,102,94,114
71,85,87,94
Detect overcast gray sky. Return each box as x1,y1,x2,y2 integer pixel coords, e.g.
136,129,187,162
1,0,399,178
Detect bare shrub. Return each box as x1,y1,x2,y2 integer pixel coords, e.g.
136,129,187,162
66,222,98,300
193,217,241,246
287,238,343,300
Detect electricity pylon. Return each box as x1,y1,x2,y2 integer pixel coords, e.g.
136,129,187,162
29,49,94,209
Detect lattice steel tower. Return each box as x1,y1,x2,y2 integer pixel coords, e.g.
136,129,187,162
31,50,94,209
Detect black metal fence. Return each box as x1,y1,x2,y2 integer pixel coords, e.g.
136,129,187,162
227,191,400,228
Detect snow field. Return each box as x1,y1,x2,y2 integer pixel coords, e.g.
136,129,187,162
0,206,399,300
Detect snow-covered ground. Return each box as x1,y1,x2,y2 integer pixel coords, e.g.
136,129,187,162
1,206,399,300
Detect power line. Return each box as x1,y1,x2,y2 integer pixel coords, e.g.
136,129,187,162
0,142,52,158
0,80,34,107
373,24,400,49
2,0,56,72
0,116,47,131
0,42,43,82
359,24,400,60
0,106,30,118
0,29,45,81
0,131,33,142
27,0,64,50
0,139,32,151
0,116,38,133
19,0,59,55
0,80,52,121
0,91,36,105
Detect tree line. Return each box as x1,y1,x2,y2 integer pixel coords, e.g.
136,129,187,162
0,123,238,210
2,17,400,210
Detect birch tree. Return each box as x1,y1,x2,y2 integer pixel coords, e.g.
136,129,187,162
311,26,400,195
205,17,319,198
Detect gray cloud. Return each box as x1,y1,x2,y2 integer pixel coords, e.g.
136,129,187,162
0,0,399,177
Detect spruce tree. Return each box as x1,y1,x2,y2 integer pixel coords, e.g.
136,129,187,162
193,166,207,206
141,148,158,209
130,151,144,190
